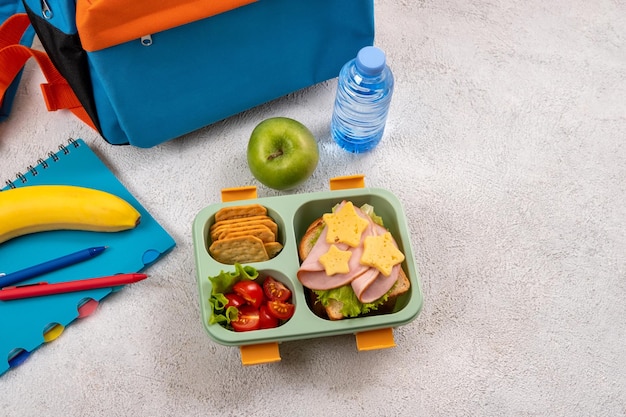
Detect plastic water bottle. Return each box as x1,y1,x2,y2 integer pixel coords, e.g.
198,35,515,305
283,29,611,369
331,46,394,153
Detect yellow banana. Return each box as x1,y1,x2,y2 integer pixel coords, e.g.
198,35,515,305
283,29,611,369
0,185,141,245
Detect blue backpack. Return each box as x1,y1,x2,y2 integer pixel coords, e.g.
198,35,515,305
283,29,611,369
1,0,375,147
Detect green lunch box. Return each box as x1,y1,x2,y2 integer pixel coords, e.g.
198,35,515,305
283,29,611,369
192,175,423,365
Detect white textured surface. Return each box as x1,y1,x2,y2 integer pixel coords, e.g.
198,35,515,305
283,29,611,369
1,0,626,415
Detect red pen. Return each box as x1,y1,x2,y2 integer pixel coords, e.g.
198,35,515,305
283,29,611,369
0,273,148,301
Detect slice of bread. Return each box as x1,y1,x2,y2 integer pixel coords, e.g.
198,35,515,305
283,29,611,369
298,217,411,320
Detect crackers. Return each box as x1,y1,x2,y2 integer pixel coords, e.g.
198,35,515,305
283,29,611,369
214,203,267,221
208,204,283,264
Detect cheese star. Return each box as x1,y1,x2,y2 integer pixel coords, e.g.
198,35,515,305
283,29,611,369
319,244,353,276
360,232,405,276
322,201,369,247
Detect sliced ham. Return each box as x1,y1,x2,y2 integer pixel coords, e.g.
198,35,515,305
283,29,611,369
349,267,380,302
298,225,372,290
297,267,364,291
352,223,404,303
299,227,333,272
353,264,400,304
297,202,402,299
299,227,352,272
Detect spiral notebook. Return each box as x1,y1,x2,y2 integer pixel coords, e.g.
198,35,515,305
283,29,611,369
0,138,176,376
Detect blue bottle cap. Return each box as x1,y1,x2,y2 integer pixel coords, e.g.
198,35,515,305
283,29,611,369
355,46,386,76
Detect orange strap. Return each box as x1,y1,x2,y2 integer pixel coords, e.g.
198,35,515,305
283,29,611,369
0,10,31,49
0,14,96,130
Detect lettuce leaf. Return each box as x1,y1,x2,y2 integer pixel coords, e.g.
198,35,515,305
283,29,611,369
314,285,391,318
359,203,384,226
207,263,258,327
209,263,258,295
208,304,239,325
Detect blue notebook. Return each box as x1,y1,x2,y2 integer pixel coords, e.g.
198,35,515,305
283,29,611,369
0,138,176,376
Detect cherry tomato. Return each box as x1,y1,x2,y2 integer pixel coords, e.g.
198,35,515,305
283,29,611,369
258,304,279,329
263,276,292,302
267,300,295,320
231,305,260,332
224,293,246,309
233,280,265,309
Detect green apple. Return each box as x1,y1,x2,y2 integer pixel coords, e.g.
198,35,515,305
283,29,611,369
247,117,319,190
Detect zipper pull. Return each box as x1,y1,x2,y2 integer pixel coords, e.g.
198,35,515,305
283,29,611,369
41,0,53,19
140,35,153,46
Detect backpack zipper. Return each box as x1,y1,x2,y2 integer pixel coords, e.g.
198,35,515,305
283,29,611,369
140,35,153,46
41,0,53,19
38,1,151,46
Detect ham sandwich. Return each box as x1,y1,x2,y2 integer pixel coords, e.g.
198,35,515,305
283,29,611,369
297,201,411,320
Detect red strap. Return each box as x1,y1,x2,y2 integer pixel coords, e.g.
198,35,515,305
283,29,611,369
0,13,31,49
0,14,96,130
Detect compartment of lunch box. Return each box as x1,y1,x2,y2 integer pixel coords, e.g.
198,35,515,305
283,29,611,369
202,267,322,346
201,204,288,264
293,190,415,319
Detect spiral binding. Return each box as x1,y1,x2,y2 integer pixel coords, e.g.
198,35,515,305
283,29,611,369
3,138,80,190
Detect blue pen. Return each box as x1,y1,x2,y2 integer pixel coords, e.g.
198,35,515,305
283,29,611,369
0,246,107,288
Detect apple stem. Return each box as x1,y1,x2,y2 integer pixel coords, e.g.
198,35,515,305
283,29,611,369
267,150,283,161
